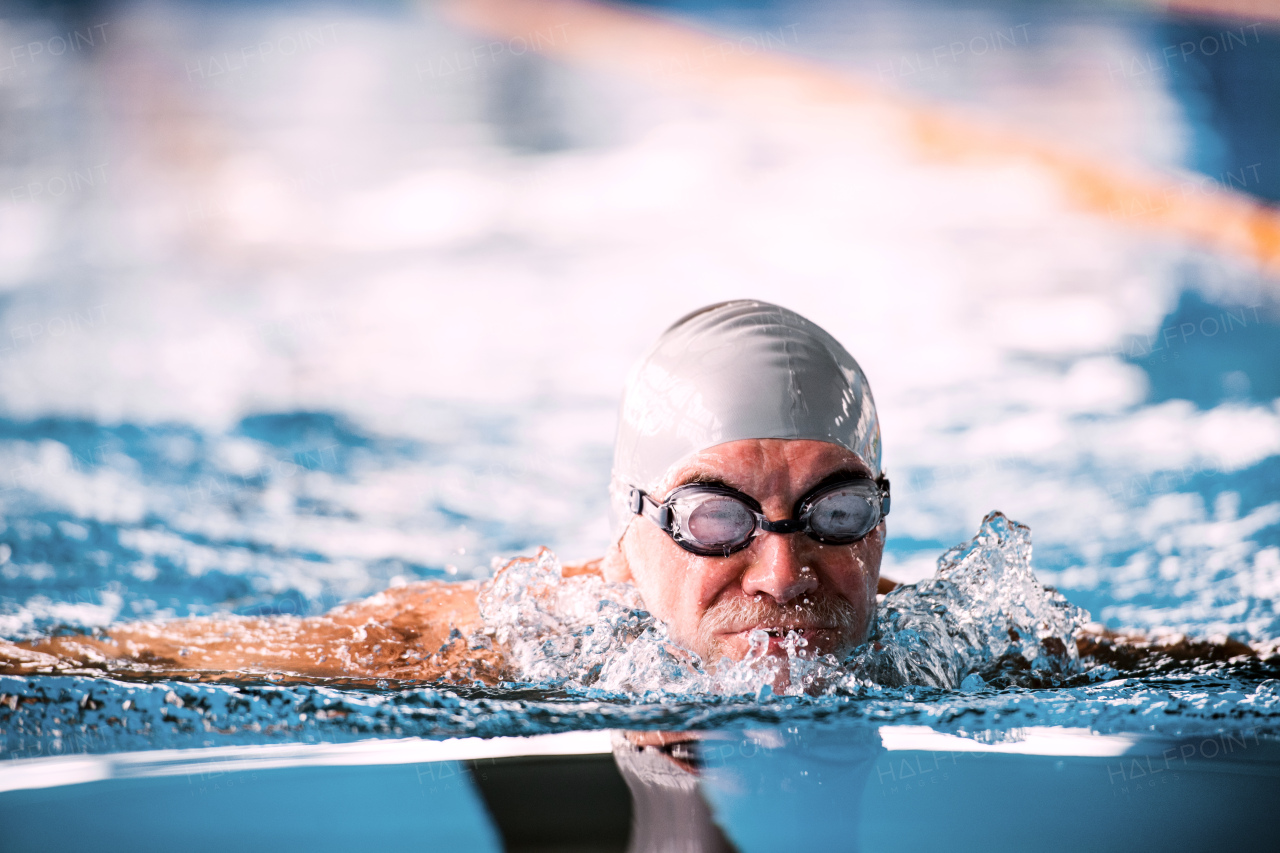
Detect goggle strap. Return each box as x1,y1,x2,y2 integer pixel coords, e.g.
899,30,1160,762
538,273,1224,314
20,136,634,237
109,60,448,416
629,488,673,532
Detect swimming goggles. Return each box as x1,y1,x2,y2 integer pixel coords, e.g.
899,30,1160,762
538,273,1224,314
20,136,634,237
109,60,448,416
627,476,890,557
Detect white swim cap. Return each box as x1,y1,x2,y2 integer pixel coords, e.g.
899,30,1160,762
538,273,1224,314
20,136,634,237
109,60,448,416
609,300,881,540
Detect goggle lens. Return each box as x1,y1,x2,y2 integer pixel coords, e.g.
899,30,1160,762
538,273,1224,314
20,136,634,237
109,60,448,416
806,487,877,542
680,495,756,547
649,478,885,554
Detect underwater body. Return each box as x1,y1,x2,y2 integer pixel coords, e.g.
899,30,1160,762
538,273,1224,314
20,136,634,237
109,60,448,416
3,0,1280,849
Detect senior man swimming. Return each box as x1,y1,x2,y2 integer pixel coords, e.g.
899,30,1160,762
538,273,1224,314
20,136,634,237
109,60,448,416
0,300,1247,684
598,300,888,666
4,301,888,682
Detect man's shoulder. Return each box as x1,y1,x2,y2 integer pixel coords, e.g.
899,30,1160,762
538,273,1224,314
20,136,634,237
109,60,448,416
327,579,484,628
562,557,604,579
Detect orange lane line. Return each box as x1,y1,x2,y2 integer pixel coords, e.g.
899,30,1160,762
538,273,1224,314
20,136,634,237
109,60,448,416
438,0,1280,276
1161,0,1280,25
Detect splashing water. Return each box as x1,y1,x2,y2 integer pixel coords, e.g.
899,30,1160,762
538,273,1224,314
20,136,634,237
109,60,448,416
6,513,1274,761
848,512,1088,689
477,511,1088,696
476,551,703,692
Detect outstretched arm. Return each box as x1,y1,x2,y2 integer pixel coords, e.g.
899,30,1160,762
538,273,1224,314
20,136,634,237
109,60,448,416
0,580,501,684
1,558,610,684
1074,623,1266,669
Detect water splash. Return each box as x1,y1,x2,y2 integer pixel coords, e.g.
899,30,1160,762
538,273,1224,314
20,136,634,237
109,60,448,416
4,667,1278,760
476,550,700,692
477,511,1088,695
849,511,1088,688
4,514,1275,761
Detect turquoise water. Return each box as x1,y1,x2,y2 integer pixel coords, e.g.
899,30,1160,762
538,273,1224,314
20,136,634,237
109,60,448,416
1,0,1279,848
3,724,1277,851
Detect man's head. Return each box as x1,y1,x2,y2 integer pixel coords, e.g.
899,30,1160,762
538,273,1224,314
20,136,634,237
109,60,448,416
601,301,885,664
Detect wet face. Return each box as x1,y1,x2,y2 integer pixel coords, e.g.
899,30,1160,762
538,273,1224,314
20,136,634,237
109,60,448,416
603,439,883,665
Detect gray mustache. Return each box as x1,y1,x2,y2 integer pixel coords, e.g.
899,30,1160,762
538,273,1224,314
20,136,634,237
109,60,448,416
696,591,861,651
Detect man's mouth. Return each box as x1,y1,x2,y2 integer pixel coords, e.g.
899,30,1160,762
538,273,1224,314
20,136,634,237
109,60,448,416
695,592,864,661
732,625,839,645
730,625,838,654
755,626,827,638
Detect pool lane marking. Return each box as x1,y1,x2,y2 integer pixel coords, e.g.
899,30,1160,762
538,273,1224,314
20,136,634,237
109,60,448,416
439,0,1280,276
1163,0,1280,25
0,730,613,793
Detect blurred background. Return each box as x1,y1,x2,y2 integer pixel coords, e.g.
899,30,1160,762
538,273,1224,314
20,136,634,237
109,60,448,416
0,0,1277,643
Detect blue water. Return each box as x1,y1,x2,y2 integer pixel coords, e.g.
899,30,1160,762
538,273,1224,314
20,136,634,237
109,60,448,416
2,759,506,852
3,722,1277,851
2,0,1279,848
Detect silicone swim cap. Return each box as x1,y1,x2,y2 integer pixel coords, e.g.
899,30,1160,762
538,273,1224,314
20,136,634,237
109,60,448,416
610,299,881,539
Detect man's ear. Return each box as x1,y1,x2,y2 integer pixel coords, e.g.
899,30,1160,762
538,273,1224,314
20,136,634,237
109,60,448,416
601,533,634,583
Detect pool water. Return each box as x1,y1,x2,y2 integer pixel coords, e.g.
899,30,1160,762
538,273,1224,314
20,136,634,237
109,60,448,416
1,0,1279,848
3,724,1278,852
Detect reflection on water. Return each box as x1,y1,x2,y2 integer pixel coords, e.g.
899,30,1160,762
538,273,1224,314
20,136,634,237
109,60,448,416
696,727,879,851
698,723,1280,852
3,722,1278,852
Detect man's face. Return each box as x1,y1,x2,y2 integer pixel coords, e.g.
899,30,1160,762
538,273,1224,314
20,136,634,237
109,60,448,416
605,438,883,664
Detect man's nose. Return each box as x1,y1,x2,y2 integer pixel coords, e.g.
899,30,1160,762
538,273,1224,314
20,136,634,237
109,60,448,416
739,531,819,604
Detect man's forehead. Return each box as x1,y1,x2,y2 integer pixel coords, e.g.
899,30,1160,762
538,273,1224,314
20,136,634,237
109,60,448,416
661,440,872,493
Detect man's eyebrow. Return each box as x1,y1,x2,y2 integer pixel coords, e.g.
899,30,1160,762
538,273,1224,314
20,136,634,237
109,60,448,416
806,467,875,492
672,470,740,490
671,466,873,494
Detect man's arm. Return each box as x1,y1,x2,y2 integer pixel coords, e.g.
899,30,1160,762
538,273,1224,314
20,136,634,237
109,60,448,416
1074,623,1265,669
0,580,502,684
